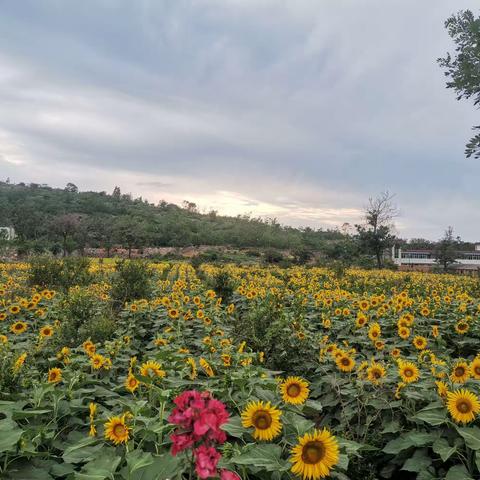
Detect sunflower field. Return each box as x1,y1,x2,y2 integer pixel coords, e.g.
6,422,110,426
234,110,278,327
2,260,480,480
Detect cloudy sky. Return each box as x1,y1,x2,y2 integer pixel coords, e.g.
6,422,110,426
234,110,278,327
0,0,479,240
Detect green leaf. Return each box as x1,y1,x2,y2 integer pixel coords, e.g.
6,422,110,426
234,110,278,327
126,449,154,475
128,453,182,480
0,419,23,453
413,405,446,426
337,438,363,456
12,409,52,420
50,462,75,478
337,453,349,471
222,416,245,439
456,426,480,450
303,399,323,412
231,444,289,472
401,449,432,472
74,449,121,480
62,436,103,464
381,420,401,434
432,438,456,462
445,464,473,480
383,432,436,454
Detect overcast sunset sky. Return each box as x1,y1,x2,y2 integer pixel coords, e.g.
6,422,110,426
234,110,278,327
0,0,479,240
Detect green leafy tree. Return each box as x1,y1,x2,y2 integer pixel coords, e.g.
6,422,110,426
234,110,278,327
438,10,480,158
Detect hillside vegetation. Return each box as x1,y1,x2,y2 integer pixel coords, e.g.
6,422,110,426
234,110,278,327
0,181,345,256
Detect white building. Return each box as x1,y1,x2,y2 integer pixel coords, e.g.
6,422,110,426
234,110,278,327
391,244,480,273
0,227,16,240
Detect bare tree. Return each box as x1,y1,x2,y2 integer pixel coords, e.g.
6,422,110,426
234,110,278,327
356,192,399,268
434,226,459,272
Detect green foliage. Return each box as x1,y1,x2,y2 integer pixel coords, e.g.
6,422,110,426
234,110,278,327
439,9,480,158
0,182,346,255
210,270,235,303
54,289,115,347
110,260,153,308
264,248,284,264
28,256,92,290
229,295,318,374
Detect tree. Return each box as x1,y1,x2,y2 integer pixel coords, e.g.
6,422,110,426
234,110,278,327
113,216,149,258
51,214,81,257
434,226,459,272
438,10,480,158
65,183,78,193
356,192,398,268
112,186,121,198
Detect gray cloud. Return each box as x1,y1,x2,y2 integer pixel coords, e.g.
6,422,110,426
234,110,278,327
0,0,479,240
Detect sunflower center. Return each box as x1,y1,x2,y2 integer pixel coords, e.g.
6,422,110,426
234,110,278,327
341,358,350,366
475,366,480,376
455,367,465,377
252,411,272,430
301,441,325,465
457,399,472,414
372,369,381,379
286,384,301,397
404,368,413,377
113,424,127,437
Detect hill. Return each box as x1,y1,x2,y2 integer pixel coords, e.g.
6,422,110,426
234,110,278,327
0,181,345,256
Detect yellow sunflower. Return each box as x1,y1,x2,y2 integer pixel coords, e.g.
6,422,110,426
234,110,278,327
367,362,386,385
390,348,401,358
47,367,62,384
450,361,470,384
40,325,54,338
447,389,480,424
398,361,420,383
9,305,20,315
11,321,27,334
435,380,449,398
104,414,131,445
91,354,105,370
199,357,215,377
280,377,310,405
471,358,480,380
336,354,356,373
398,327,410,339
140,360,166,378
368,323,381,341
186,357,197,380
413,336,427,350
241,400,282,441
290,428,339,479
125,374,139,393
455,321,469,335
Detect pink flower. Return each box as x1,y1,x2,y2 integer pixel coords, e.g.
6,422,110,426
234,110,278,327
220,470,241,480
194,445,221,479
171,433,195,456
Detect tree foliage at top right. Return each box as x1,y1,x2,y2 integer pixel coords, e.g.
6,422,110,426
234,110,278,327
439,10,480,158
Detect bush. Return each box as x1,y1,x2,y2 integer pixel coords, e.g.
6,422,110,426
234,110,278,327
264,248,284,264
53,289,116,347
110,260,153,308
210,270,235,303
28,256,63,288
28,256,92,290
292,246,314,265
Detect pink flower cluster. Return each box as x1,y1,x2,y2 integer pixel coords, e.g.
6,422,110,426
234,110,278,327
169,390,239,479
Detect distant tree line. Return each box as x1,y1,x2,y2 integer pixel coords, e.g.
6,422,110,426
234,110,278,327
0,181,346,257
1,182,476,270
